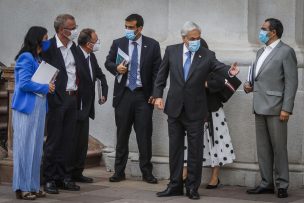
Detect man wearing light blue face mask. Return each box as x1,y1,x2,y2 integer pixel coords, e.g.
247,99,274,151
153,21,239,200
244,18,298,199
105,14,161,184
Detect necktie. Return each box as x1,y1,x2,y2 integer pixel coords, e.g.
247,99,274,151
86,55,93,81
184,51,192,81
128,42,138,91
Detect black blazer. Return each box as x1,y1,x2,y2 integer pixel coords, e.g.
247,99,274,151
76,46,108,120
104,35,161,107
153,43,229,121
206,71,228,112
42,36,81,108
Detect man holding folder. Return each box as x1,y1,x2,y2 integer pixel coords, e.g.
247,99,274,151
105,13,161,183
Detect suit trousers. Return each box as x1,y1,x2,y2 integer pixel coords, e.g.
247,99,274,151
168,111,204,191
255,114,289,189
114,88,153,177
72,118,90,177
43,95,77,182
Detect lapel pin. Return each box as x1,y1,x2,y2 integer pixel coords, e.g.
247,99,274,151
199,55,202,58
144,45,147,48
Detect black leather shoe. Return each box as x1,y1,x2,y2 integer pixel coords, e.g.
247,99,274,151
186,189,200,200
143,175,158,184
277,188,288,198
206,179,220,189
73,175,93,183
156,187,183,197
246,186,274,194
59,180,80,191
109,174,126,182
44,181,59,194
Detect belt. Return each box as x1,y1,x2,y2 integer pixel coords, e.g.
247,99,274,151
126,87,143,92
65,90,77,96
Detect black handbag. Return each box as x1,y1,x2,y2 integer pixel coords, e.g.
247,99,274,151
219,76,242,103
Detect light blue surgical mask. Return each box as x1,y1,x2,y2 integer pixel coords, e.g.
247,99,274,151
125,29,136,41
188,40,201,52
259,30,269,44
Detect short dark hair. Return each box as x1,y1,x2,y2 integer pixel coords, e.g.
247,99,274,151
125,14,144,27
15,26,47,61
265,18,284,38
78,28,95,46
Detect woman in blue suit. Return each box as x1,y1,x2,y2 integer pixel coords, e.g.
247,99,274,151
12,26,55,200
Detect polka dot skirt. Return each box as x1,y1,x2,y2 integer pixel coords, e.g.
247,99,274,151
184,107,235,167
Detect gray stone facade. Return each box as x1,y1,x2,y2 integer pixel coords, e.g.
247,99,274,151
0,0,304,188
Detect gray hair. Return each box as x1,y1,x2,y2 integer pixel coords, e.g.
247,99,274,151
181,21,201,36
54,14,75,33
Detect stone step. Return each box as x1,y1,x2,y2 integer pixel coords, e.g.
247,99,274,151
0,122,7,130
0,106,7,114
0,91,7,98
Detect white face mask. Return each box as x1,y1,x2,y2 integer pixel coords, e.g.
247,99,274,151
92,43,100,52
67,29,78,41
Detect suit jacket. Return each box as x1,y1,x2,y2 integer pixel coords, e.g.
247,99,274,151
12,52,49,114
76,46,108,120
153,44,228,121
41,36,81,108
104,35,161,107
252,41,298,115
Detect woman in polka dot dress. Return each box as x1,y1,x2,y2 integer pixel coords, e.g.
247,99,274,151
183,71,236,189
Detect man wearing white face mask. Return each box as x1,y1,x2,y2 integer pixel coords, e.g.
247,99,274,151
42,13,81,194
154,21,239,200
73,28,108,183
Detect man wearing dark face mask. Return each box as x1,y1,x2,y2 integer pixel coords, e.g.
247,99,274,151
244,18,298,199
72,28,108,183
42,13,81,194
105,13,161,184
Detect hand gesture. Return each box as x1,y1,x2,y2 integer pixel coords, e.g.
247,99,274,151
98,96,107,105
229,62,240,76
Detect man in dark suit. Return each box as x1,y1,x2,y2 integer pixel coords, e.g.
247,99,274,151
153,21,239,199
105,14,161,184
72,28,108,183
42,14,80,194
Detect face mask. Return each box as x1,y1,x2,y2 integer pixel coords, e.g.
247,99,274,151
125,29,136,40
66,29,78,41
92,43,100,52
41,40,51,52
188,39,201,52
259,30,269,44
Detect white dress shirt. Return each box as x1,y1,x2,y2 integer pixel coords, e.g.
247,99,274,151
55,34,77,91
80,46,93,81
126,36,142,87
255,39,281,76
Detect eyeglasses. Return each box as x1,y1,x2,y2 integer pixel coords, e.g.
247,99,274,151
89,39,100,45
64,25,78,31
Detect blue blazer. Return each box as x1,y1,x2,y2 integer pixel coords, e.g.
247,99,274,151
12,52,49,114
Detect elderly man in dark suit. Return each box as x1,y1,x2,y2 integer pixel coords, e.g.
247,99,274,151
105,13,161,184
154,21,239,199
73,28,108,183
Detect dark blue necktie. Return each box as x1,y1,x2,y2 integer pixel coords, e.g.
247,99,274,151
128,42,138,91
184,51,192,81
